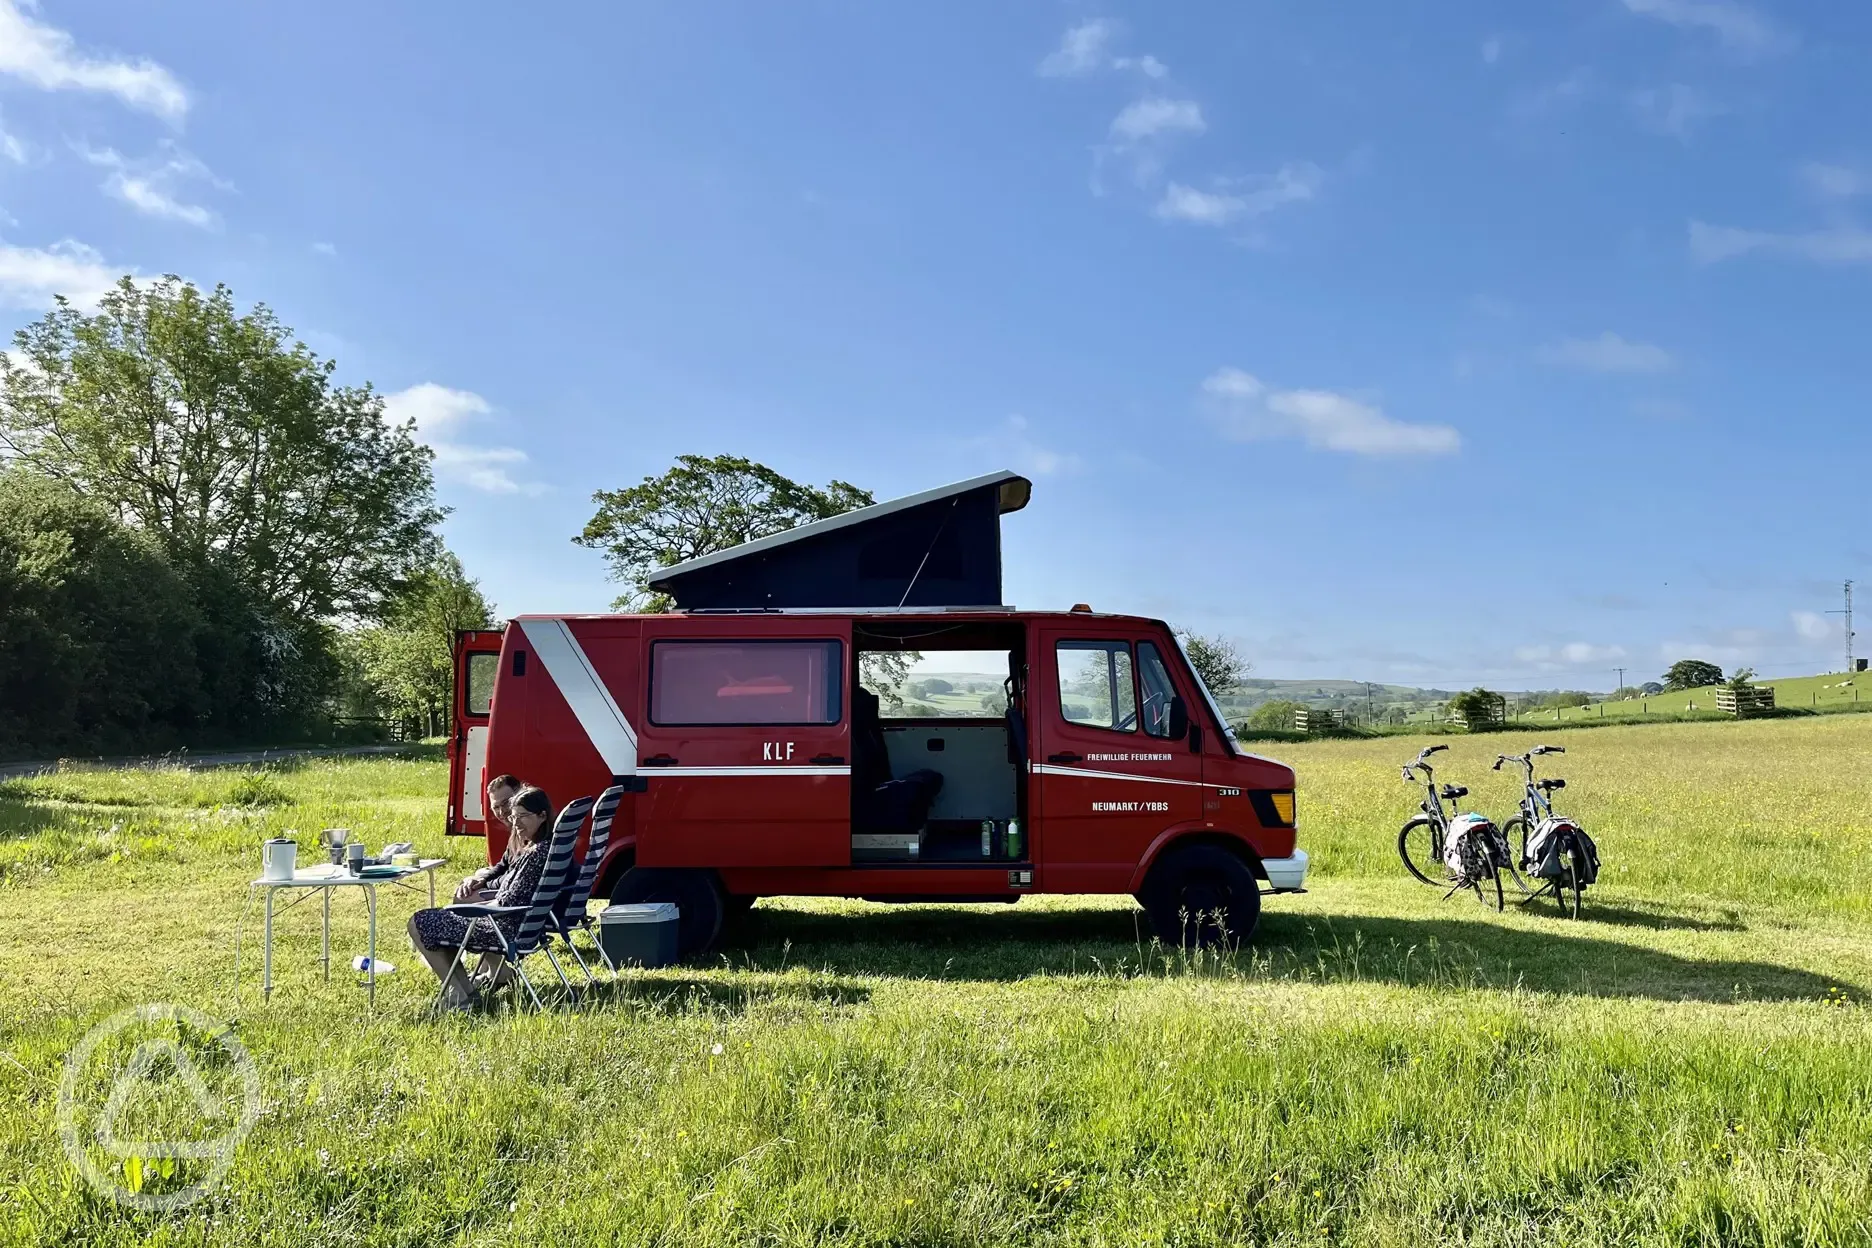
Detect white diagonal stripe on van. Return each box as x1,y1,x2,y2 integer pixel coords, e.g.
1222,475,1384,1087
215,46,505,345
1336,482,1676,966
1030,763,1212,788
518,618,639,776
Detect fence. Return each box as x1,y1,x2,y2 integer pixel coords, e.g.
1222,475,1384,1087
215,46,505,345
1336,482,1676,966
1715,685,1776,718
1448,694,1508,730
1293,708,1347,734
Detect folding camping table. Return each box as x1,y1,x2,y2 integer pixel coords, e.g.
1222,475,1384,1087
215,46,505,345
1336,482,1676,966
249,859,446,1004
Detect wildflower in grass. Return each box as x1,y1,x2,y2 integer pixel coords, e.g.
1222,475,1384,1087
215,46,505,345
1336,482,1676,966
711,1043,724,1056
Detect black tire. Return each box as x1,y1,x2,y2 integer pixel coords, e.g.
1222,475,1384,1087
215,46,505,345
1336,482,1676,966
1503,816,1532,871
1472,860,1505,912
1141,844,1262,949
1553,833,1586,919
1398,817,1446,886
724,893,759,916
608,867,726,959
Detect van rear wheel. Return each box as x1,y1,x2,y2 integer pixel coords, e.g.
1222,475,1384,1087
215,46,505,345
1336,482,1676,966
608,867,726,960
1140,845,1262,950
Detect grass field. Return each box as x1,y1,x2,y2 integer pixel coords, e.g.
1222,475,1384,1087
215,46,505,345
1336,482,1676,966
3,720,1870,1245
1503,670,1869,726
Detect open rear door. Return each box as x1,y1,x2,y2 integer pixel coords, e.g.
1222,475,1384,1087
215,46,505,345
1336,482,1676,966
447,629,505,837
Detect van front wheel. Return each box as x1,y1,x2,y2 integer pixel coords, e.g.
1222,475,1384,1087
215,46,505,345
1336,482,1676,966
1140,844,1262,950
608,867,726,960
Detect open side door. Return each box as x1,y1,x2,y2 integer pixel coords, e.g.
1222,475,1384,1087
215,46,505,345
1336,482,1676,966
447,628,505,837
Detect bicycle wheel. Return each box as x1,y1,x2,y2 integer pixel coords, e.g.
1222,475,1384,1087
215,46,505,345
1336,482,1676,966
1503,816,1531,870
1472,844,1506,912
1552,832,1586,919
1398,817,1446,886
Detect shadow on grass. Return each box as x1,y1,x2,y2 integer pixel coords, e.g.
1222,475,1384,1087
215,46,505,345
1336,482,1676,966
720,902,1845,1004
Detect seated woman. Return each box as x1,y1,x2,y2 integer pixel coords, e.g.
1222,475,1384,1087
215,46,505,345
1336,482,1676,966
409,786,554,1009
451,773,522,904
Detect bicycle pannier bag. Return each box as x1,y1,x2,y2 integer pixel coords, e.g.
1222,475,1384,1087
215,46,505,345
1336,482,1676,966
1525,817,1600,886
1443,813,1499,882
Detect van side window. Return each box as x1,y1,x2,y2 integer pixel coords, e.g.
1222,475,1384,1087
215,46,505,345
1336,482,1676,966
650,640,843,726
465,653,497,717
1137,642,1177,738
1055,641,1136,732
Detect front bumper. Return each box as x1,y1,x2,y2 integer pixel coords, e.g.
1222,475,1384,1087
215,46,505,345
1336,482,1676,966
1262,849,1309,893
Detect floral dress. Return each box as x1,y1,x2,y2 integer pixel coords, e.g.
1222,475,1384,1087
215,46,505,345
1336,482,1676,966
411,842,547,953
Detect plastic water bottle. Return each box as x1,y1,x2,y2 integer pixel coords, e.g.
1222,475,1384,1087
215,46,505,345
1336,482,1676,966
1006,819,1022,860
352,956,394,975
981,820,993,858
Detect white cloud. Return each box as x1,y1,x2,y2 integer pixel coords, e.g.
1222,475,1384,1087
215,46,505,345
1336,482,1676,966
1793,611,1835,642
1800,162,1872,200
1516,642,1629,665
312,241,337,257
109,175,213,227
382,382,543,496
1481,36,1503,65
0,0,188,122
78,144,224,229
1538,332,1676,374
1690,220,1872,266
1154,163,1322,226
0,115,24,164
1110,97,1204,142
0,238,125,308
1620,0,1792,56
1202,367,1461,458
1112,54,1168,79
970,414,1081,477
1631,84,1722,139
1038,19,1116,77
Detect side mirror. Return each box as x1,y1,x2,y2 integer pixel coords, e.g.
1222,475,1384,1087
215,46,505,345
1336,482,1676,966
1167,696,1189,741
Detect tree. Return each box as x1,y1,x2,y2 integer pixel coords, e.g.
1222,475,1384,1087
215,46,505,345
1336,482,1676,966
0,278,443,623
575,454,873,610
1639,681,1664,696
0,469,201,753
1663,659,1724,692
1447,687,1505,728
1724,666,1758,690
1246,699,1305,732
858,650,915,711
1176,630,1249,695
348,553,494,738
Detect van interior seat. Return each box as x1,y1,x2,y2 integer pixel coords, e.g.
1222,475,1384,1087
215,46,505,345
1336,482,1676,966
852,685,942,832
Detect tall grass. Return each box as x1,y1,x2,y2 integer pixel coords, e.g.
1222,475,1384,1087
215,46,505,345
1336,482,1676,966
1,732,1869,1245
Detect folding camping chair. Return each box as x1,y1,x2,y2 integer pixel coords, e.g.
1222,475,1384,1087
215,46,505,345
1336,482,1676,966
434,795,594,1013
552,783,625,991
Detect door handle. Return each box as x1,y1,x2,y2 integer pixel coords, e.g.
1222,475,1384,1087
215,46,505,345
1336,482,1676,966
810,754,846,765
641,754,679,767
1047,752,1083,764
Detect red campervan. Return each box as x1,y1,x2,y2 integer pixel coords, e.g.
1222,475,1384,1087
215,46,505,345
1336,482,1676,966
446,472,1307,956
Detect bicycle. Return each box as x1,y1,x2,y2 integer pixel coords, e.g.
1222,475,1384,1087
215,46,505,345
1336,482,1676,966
1397,745,1507,910
1494,745,1598,918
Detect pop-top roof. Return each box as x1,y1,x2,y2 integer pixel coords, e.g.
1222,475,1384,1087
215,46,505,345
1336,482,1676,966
649,469,1032,611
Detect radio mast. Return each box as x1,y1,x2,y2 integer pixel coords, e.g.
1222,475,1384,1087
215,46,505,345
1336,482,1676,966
1828,580,1854,675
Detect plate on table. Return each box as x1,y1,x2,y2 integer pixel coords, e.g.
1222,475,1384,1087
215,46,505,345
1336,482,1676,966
358,865,404,878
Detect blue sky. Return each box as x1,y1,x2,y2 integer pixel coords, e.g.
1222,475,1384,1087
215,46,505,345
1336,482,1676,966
2,0,1869,689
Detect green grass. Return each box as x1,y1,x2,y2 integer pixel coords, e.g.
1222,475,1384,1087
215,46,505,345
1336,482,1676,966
1508,670,1871,726
3,726,1870,1245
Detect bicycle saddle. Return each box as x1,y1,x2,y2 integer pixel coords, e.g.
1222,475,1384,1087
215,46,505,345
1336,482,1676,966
1538,778,1565,790
1440,784,1468,799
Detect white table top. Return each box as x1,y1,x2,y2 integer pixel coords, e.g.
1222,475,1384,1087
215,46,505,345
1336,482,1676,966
252,858,446,888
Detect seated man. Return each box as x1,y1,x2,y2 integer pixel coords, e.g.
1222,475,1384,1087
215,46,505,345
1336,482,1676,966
450,773,522,903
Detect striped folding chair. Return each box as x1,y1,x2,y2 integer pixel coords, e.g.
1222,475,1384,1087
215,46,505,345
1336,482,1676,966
552,784,625,991
435,795,594,1014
